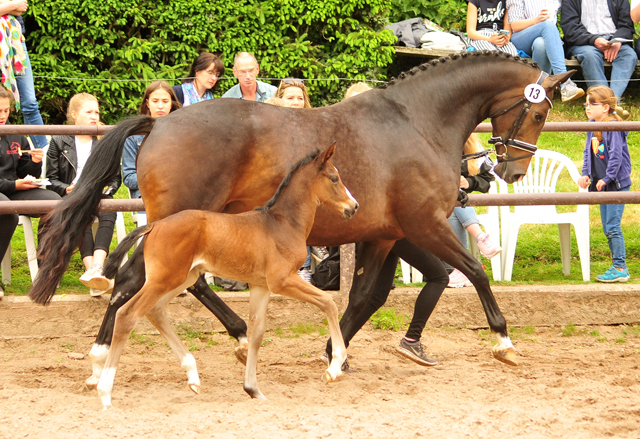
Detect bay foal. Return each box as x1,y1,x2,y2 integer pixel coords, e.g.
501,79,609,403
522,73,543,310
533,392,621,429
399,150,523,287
98,144,358,409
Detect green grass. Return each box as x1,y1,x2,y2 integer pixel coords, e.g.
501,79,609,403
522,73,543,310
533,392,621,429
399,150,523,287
369,308,409,331
3,97,640,296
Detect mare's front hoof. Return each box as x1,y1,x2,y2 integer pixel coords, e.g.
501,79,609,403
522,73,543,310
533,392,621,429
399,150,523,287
492,347,518,366
189,383,200,394
234,345,248,365
243,385,267,400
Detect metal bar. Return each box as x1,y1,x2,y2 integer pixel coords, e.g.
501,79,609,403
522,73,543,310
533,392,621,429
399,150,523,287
0,192,638,215
2,121,639,136
0,199,144,215
466,191,640,206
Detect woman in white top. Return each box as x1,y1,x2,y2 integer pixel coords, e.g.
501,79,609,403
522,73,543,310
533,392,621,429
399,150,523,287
506,0,584,101
46,93,121,296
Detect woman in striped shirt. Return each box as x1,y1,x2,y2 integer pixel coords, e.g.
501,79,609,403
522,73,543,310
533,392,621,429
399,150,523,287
466,0,518,55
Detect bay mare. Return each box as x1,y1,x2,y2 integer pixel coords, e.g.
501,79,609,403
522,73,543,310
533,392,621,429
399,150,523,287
30,52,573,386
94,145,358,409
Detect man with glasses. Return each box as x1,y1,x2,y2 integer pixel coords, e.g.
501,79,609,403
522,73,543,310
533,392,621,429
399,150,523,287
222,52,277,102
561,0,636,118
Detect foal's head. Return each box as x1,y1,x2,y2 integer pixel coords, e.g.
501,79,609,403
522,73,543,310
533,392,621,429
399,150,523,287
311,143,359,218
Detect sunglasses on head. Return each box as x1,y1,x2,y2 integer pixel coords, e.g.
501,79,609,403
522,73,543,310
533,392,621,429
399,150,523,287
282,78,304,84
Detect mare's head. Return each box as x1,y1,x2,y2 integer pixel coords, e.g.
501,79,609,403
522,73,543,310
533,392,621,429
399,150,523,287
311,143,359,218
485,54,575,183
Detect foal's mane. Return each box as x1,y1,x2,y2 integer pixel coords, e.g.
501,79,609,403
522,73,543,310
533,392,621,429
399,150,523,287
255,149,323,212
379,50,539,90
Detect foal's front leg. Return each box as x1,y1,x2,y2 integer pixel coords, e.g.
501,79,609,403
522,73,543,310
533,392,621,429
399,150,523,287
243,285,271,400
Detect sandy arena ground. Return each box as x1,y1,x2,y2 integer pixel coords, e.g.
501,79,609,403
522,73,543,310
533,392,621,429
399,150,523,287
1,287,639,438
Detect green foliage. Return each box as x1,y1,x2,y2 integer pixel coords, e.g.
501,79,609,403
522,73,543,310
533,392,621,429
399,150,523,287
369,308,408,331
388,0,467,31
561,323,578,337
25,0,395,123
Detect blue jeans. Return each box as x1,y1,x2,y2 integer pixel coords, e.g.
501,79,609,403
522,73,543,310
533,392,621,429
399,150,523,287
16,43,47,150
599,187,629,270
568,44,637,99
447,206,480,249
510,21,568,75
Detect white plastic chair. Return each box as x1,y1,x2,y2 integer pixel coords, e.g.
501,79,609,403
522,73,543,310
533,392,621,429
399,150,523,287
400,179,503,283
1,215,39,285
498,149,590,281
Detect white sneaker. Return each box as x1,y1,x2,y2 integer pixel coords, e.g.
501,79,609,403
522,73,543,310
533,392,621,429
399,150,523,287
560,79,585,102
476,233,502,259
80,264,110,290
298,267,312,283
447,269,472,288
90,278,114,297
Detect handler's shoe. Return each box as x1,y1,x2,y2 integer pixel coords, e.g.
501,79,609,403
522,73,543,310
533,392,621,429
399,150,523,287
80,264,111,290
447,269,472,288
596,266,630,283
476,233,502,259
395,338,437,367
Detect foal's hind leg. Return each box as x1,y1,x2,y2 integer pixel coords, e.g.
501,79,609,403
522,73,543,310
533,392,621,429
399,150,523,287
243,285,271,400
187,276,249,364
96,281,171,409
86,242,147,389
145,284,201,395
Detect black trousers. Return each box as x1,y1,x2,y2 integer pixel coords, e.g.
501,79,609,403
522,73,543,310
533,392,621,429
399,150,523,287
0,188,62,262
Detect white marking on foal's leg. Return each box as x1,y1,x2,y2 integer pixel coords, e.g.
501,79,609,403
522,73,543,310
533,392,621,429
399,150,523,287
85,344,109,389
97,367,117,410
495,333,515,350
327,346,345,381
181,353,200,394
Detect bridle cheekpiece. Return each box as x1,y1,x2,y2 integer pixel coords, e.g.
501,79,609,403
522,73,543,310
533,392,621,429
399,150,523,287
487,71,552,163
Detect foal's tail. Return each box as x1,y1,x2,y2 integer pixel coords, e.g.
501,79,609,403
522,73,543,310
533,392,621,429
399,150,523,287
103,224,153,279
28,115,156,305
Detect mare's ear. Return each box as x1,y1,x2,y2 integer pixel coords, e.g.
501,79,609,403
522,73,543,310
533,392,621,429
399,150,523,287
319,142,337,165
544,71,576,91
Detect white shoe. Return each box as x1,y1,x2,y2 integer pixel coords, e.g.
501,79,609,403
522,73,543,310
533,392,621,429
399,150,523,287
298,267,312,283
90,278,114,297
447,269,472,288
80,264,110,290
560,79,584,102
476,233,502,259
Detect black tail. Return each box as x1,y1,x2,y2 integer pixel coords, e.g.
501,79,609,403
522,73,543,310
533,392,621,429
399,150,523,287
103,224,153,279
28,115,156,305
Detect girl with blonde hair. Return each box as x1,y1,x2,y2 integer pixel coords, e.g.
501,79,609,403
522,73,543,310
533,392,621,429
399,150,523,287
577,86,631,282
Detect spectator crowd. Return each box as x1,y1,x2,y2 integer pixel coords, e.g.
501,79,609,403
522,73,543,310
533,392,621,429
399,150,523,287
1,0,638,300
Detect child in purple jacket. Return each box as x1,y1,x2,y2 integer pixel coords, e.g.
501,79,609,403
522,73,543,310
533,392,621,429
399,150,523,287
577,86,632,283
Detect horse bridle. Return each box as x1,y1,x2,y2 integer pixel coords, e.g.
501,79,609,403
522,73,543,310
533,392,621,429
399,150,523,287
487,71,553,163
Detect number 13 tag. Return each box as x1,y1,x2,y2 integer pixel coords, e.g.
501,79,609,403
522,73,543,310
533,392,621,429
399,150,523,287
524,83,546,103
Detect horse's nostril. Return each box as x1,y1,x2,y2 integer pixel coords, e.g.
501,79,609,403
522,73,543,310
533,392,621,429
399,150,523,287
354,203,360,211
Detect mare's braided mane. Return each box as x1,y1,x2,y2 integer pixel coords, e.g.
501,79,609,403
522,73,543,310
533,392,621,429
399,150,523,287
379,50,540,89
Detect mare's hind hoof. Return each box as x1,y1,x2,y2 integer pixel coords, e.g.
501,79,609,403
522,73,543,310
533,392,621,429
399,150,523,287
492,347,518,366
189,383,200,394
234,345,248,365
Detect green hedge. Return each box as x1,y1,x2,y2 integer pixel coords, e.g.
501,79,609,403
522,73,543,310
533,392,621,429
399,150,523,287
24,0,396,123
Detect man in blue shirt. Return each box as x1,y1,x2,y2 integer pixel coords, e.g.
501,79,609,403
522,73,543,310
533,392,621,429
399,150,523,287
222,52,277,102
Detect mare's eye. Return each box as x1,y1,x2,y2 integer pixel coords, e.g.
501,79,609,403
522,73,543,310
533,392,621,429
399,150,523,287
330,176,339,184
533,112,545,123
